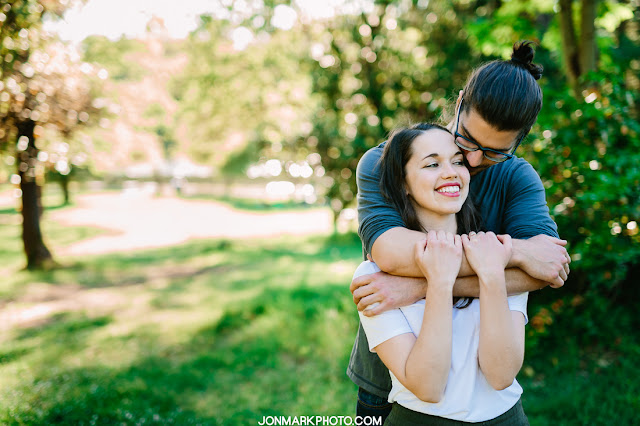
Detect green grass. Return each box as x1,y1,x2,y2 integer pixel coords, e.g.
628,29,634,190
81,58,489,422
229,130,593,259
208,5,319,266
1,219,363,424
0,203,638,424
184,193,318,212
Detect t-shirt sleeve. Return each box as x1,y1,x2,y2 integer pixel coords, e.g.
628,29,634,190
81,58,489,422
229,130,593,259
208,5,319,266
502,160,559,239
356,145,406,255
353,261,414,352
507,292,529,324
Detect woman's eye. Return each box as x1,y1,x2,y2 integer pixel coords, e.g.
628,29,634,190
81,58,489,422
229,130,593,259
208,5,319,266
454,160,465,166
424,163,438,168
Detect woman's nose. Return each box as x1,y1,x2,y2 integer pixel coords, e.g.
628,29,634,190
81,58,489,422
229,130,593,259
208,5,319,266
464,150,484,167
441,162,458,178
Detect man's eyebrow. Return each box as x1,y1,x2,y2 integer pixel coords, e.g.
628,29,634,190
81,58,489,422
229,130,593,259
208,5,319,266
460,123,511,153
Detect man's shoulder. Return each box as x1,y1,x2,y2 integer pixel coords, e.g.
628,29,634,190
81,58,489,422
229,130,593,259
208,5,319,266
356,142,386,176
492,157,536,175
359,142,386,163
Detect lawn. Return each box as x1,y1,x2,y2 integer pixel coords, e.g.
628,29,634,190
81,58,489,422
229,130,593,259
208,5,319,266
0,199,637,425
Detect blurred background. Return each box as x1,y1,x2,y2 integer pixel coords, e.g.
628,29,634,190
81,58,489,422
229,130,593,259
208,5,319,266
0,0,638,424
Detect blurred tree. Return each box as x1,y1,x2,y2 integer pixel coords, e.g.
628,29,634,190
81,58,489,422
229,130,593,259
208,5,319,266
309,1,479,223
142,103,176,161
464,0,640,295
0,0,104,269
81,35,147,81
557,0,597,95
174,14,314,176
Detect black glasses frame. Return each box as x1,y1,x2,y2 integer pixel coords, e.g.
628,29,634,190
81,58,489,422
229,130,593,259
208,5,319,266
453,98,524,163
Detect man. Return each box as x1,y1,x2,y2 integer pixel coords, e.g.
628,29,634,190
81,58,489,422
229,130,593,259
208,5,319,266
347,41,570,423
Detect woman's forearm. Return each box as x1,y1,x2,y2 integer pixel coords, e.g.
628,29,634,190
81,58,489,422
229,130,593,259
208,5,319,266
403,285,453,402
477,275,525,390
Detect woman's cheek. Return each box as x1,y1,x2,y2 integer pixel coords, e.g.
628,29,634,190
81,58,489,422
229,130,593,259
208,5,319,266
461,167,471,183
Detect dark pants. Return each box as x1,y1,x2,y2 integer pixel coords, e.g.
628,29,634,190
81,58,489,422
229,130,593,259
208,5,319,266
385,399,529,426
356,387,392,424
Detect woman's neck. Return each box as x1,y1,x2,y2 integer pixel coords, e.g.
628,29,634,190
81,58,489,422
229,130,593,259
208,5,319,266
416,209,458,234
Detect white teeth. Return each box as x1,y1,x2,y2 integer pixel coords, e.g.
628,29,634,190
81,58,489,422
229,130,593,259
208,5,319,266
437,186,460,193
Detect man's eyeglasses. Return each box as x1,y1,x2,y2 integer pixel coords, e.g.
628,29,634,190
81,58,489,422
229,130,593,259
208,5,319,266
453,98,524,163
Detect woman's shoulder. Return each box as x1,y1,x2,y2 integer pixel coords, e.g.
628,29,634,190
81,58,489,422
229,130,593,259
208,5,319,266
353,261,381,280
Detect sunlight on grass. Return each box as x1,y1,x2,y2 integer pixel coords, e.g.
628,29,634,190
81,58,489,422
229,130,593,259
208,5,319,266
0,228,363,424
1,204,638,425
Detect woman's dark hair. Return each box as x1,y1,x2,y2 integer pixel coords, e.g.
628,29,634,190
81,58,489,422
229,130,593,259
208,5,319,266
379,122,479,308
462,40,543,139
379,122,480,236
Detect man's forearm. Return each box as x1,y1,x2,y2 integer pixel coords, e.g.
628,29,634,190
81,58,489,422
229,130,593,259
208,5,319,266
384,268,546,304
453,268,547,297
372,227,475,277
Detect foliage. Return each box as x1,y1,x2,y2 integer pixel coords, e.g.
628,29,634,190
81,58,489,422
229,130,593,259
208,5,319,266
169,0,640,291
308,1,479,218
528,71,640,294
173,16,315,170
81,35,147,81
0,0,69,81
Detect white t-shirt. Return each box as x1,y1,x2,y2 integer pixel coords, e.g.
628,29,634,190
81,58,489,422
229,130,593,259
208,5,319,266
356,261,529,422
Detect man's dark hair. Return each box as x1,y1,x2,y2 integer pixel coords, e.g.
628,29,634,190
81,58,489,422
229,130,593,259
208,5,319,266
462,41,543,139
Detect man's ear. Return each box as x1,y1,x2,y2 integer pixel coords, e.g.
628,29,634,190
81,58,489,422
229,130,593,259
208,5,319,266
455,90,463,109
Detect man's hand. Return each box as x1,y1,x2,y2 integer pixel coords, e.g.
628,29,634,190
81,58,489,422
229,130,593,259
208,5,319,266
350,271,426,316
510,235,571,288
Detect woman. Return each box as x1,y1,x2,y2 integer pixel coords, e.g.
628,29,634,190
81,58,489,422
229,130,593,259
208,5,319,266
356,123,529,425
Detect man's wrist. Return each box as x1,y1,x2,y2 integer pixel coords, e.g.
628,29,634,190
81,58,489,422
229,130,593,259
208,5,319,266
509,239,525,268
407,276,429,301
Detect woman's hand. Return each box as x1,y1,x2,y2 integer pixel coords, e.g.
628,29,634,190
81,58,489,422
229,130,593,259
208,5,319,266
461,231,512,281
414,230,462,289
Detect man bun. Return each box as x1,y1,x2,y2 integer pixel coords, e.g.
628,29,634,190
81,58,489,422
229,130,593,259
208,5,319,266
511,40,543,80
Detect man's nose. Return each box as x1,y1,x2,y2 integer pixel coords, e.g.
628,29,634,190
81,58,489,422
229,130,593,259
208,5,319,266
465,150,484,167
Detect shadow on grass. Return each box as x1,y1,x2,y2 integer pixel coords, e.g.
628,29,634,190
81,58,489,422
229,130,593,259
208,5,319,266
13,235,363,293
1,284,359,425
2,233,639,425
0,202,74,216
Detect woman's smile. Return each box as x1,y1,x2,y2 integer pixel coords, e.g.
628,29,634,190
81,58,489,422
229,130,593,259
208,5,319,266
436,183,462,197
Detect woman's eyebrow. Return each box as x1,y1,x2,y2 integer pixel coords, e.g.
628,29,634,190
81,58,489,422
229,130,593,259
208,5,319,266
421,153,439,160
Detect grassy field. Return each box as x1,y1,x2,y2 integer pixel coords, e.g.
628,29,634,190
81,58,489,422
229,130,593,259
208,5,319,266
0,198,638,425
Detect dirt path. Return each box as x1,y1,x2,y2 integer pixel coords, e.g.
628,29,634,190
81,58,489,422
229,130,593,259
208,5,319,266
1,192,335,331
49,192,334,256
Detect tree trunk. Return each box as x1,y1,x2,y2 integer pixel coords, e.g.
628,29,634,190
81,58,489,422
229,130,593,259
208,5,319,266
579,0,598,75
17,119,55,270
558,0,599,99
60,172,70,205
558,0,581,96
